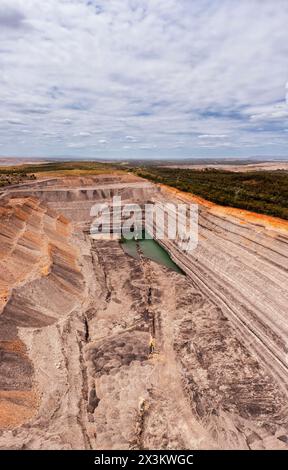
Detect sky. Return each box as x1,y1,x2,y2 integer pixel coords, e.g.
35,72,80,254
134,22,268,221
0,0,288,160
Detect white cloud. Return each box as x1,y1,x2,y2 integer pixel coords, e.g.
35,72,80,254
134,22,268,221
74,131,92,137
198,134,227,139
0,0,287,158
250,104,288,121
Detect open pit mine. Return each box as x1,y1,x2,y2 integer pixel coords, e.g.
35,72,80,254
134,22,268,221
0,174,287,450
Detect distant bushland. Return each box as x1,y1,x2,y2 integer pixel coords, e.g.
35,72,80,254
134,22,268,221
131,166,288,220
0,161,122,180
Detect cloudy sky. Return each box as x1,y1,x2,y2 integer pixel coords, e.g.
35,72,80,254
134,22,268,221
0,0,288,159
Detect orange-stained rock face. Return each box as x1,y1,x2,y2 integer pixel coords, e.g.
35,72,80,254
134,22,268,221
0,197,80,311
159,183,288,233
0,390,39,429
0,196,84,429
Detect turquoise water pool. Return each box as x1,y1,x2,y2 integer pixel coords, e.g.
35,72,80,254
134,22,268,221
121,235,184,274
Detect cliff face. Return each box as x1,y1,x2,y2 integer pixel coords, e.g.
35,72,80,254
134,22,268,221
0,197,84,429
156,186,288,392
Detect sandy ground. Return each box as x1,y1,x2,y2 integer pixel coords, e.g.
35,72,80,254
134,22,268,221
0,158,48,166
163,162,288,172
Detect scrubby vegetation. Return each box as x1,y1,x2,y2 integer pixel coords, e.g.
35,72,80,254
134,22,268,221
0,172,36,187
0,161,123,185
132,167,288,220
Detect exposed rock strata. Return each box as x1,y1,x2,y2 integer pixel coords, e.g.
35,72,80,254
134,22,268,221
0,175,287,449
0,197,84,431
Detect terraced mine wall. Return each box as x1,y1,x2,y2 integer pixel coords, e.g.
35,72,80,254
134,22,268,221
0,175,287,450
0,197,84,431
152,189,288,395
7,180,159,230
